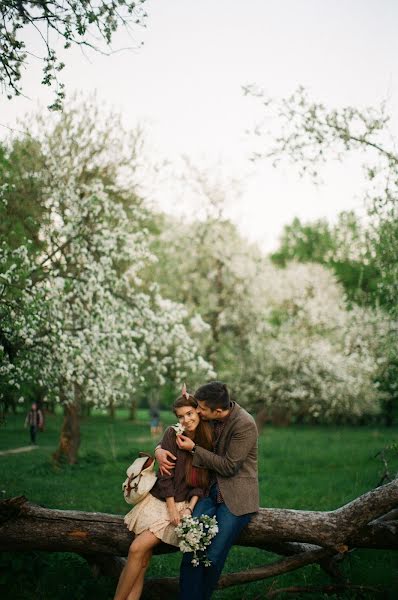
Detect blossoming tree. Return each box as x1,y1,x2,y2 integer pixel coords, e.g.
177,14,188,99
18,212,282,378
245,85,398,424
236,261,391,424
0,101,213,462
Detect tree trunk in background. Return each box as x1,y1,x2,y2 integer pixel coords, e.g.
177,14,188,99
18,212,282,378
3,396,17,414
272,407,292,426
129,397,136,421
53,386,81,464
383,397,395,427
256,406,292,428
46,400,55,415
80,403,92,418
255,407,272,432
205,257,225,370
109,401,115,419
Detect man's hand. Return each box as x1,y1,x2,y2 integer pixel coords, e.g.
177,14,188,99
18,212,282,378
155,447,176,476
176,434,195,452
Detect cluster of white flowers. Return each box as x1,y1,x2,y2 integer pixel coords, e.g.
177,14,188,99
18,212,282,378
171,422,185,435
175,515,219,567
235,260,395,421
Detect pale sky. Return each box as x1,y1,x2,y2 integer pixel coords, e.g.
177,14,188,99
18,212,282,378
1,0,397,251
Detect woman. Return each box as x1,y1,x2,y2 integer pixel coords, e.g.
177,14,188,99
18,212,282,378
113,390,212,600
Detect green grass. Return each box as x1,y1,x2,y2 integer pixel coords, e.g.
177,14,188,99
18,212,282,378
0,409,397,599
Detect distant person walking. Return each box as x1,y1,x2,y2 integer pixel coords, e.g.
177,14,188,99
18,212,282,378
149,405,161,436
24,402,43,445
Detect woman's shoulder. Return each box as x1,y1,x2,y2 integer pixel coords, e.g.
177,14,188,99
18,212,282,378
161,426,178,450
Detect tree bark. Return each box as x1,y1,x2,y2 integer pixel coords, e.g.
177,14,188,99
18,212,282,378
52,401,80,465
1,480,397,598
1,480,397,558
255,405,293,428
2,490,397,600
46,400,56,415
109,401,116,419
255,407,272,432
383,397,395,427
129,397,136,421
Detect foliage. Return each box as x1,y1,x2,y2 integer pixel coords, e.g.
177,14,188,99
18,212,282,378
0,1,147,109
150,207,391,422
236,262,391,422
148,162,392,422
148,212,264,376
246,85,398,423
271,212,381,306
0,137,48,251
2,92,395,426
0,99,213,413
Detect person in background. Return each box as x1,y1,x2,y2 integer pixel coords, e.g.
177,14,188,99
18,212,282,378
149,404,161,436
24,402,44,445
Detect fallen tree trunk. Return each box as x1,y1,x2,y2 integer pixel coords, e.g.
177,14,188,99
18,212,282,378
1,479,397,598
1,480,397,554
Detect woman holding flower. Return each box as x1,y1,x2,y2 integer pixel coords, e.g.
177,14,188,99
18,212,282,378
113,389,212,600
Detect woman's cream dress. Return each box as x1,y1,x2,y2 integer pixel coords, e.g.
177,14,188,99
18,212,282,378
124,493,190,547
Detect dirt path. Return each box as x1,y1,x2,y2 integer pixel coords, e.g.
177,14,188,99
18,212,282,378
0,445,40,457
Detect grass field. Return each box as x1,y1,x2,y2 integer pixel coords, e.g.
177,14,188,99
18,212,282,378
1,408,397,599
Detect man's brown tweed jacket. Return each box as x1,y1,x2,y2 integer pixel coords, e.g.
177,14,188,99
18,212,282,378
192,402,259,516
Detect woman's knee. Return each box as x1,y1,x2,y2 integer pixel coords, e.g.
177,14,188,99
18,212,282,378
129,537,152,564
129,538,145,558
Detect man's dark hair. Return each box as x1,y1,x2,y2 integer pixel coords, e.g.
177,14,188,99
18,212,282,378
194,381,230,410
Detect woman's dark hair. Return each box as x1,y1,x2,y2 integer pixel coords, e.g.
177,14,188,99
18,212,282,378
173,394,212,489
194,381,230,410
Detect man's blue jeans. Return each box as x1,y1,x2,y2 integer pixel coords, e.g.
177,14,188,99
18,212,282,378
179,484,253,600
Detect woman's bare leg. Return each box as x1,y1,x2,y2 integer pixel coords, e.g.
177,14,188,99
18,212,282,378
125,563,147,600
113,530,160,600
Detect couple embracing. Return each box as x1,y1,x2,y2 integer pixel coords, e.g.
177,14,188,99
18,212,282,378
114,381,259,600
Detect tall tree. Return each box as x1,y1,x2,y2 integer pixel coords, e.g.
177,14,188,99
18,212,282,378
246,85,398,424
0,99,213,463
149,212,265,377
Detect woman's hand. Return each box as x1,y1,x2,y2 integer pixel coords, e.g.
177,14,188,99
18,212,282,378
155,447,176,476
181,508,192,518
176,434,195,452
168,505,181,526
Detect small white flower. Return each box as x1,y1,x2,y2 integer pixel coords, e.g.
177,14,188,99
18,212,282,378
171,422,185,435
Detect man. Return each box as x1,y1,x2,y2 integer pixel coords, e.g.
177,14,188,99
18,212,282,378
155,381,259,599
24,402,44,445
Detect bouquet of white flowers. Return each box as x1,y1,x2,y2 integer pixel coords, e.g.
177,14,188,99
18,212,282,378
175,514,218,566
